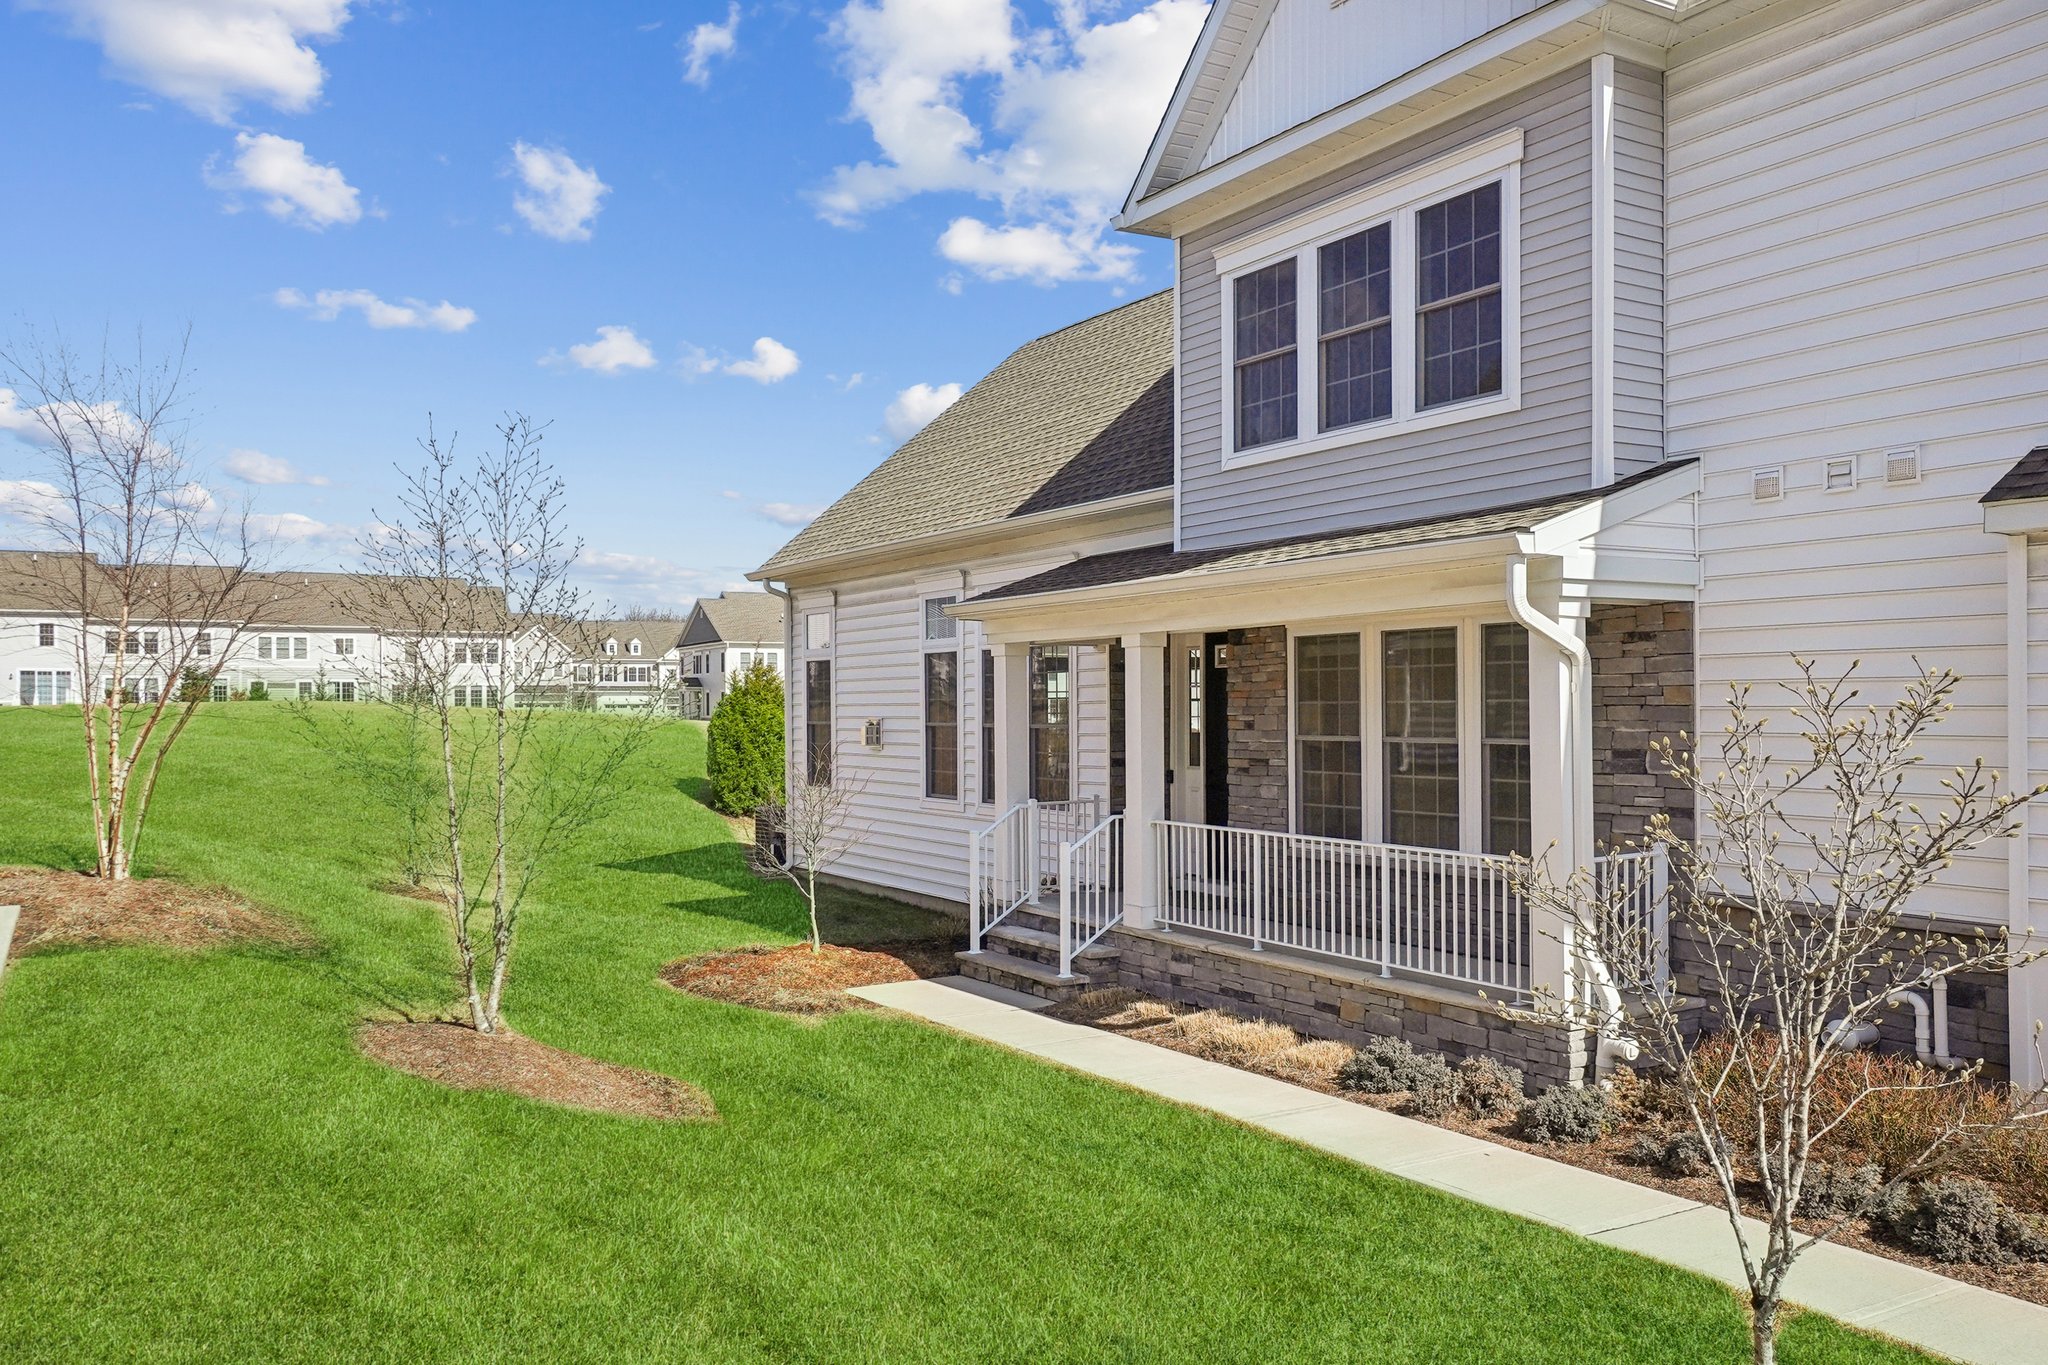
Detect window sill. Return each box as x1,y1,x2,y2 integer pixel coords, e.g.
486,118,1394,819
1221,389,1519,471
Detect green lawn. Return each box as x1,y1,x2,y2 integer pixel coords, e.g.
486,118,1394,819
0,705,1928,1364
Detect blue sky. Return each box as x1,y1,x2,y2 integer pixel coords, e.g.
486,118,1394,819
0,0,1203,608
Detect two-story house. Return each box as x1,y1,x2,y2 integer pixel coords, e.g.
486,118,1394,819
675,591,787,719
754,0,2048,1090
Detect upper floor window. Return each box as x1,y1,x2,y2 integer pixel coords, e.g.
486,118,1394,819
1214,130,1522,468
603,639,618,656
628,639,642,656
333,636,355,657
37,622,54,648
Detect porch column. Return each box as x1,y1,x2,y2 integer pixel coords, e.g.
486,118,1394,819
1523,587,1595,1008
990,641,1032,809
1121,633,1168,929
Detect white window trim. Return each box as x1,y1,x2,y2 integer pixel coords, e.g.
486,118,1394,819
919,593,964,807
1214,129,1524,471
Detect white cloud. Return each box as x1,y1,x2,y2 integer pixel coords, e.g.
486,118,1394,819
0,477,64,524
0,389,46,440
223,447,328,486
163,481,217,512
681,3,739,86
275,287,476,332
818,0,1204,285
510,142,609,242
724,336,800,384
21,0,352,122
573,550,751,612
249,509,349,544
206,132,363,229
884,381,963,442
545,325,657,375
0,387,155,456
757,502,824,527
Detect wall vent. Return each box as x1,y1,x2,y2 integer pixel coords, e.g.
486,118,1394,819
1823,457,1857,493
1885,446,1922,486
862,718,883,748
1751,467,1785,503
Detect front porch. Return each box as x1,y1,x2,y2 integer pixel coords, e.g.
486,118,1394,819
952,465,1698,1083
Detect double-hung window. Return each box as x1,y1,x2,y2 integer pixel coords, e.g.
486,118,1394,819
1217,130,1521,465
1383,627,1460,850
922,597,959,800
980,649,996,805
1481,623,1531,856
1295,634,1363,839
37,623,55,648
333,637,354,657
1028,646,1070,803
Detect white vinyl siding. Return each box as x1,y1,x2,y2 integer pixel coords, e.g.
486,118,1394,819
1177,63,1597,550
1670,0,2048,927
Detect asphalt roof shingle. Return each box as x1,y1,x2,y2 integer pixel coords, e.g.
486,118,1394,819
1982,446,2048,504
686,591,785,645
756,291,1174,576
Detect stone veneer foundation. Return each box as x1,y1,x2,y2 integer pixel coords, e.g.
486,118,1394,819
1220,625,1290,832
1109,925,1588,1089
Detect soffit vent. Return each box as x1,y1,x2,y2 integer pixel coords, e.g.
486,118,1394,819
1885,447,1922,486
1751,467,1785,503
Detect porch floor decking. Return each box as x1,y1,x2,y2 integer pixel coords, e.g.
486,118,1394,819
851,975,2048,1365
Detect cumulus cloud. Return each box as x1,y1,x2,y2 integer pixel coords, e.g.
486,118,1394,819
818,0,1203,284
223,448,329,486
510,142,609,242
884,381,963,442
544,325,657,374
20,0,352,122
681,3,740,86
275,287,475,332
757,502,824,527
0,477,64,524
249,509,349,544
724,336,800,384
206,132,364,229
573,549,752,612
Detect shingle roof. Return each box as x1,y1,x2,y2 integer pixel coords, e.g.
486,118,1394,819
756,291,1174,576
684,591,785,646
969,462,1696,604
582,617,688,657
1982,446,2048,503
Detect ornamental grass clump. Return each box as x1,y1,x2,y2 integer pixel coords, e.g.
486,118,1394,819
1337,1036,1450,1095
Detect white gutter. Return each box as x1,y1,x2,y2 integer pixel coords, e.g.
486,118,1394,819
1506,553,1638,1076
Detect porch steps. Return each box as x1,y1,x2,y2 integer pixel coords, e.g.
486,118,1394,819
956,908,1121,1002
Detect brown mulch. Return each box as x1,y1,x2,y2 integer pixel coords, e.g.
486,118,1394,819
0,865,309,959
357,1020,717,1122
1051,986,2048,1307
662,941,959,1016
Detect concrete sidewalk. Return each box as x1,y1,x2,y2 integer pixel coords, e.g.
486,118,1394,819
850,974,2048,1365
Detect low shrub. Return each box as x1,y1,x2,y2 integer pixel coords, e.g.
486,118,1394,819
1454,1056,1526,1120
1337,1036,1451,1095
1407,1072,1463,1120
1520,1085,1613,1145
1876,1177,2048,1266
1800,1161,1885,1219
1627,1128,1725,1178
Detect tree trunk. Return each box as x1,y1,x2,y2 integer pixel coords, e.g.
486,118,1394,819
807,866,821,952
1750,1293,1778,1365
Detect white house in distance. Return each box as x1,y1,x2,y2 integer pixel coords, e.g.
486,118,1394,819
753,0,2048,1091
573,618,688,712
675,591,786,719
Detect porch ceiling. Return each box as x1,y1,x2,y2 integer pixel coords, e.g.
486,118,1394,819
953,460,1698,637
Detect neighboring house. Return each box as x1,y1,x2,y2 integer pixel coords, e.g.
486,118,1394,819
675,591,787,719
1,550,507,706
570,618,687,712
755,0,2048,1090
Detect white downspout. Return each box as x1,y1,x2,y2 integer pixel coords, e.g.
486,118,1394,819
1507,555,1639,1075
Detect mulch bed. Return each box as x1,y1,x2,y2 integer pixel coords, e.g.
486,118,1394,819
1052,987,2048,1307
357,1020,717,1122
662,941,959,1016
0,865,309,959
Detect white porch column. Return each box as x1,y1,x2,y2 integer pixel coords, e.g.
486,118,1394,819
2003,534,2046,1091
991,641,1032,810
1122,633,1168,929
1518,571,1594,1008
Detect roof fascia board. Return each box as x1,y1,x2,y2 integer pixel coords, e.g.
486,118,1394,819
749,487,1172,585
1123,0,1260,218
1120,6,1648,238
1523,461,1702,553
1984,501,2048,536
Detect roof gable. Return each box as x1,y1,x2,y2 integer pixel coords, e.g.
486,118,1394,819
681,591,785,645
755,292,1174,577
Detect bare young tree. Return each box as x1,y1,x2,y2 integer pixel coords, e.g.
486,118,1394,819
1,327,264,880
752,747,865,952
332,415,663,1033
1513,660,2048,1365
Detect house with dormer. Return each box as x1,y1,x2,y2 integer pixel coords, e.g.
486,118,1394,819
753,0,2048,1091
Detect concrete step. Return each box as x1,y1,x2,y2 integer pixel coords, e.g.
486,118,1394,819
954,947,1110,1002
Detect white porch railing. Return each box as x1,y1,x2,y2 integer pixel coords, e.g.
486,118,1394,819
1058,814,1123,978
1151,820,1669,997
967,796,1106,953
1594,846,1671,992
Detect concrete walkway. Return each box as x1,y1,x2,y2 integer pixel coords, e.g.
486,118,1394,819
850,975,2048,1365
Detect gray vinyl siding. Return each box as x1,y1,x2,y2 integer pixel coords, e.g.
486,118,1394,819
1670,0,2048,927
1178,63,1597,551
1613,61,1665,477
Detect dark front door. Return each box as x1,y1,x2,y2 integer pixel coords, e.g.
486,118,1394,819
1202,631,1231,827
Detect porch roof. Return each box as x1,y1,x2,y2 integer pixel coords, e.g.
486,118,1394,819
965,460,1698,609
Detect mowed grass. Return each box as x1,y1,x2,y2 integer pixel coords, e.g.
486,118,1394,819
0,706,1929,1364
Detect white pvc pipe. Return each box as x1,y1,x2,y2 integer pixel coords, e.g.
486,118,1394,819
1826,985,1967,1069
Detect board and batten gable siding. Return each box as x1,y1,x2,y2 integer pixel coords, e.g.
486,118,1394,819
1178,61,1660,552
1198,0,1551,173
1669,0,2048,927
787,552,1120,910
